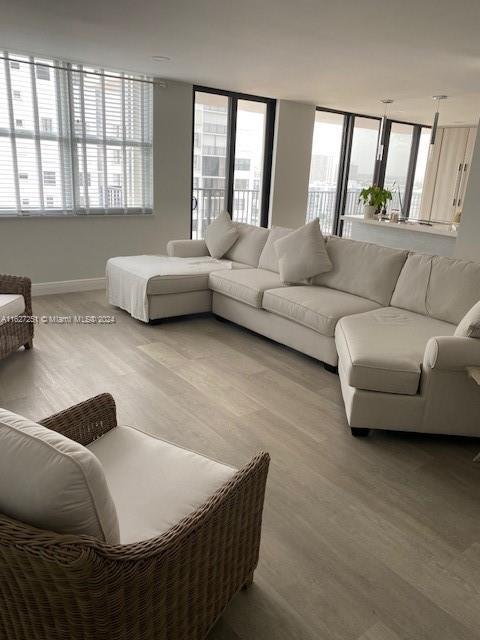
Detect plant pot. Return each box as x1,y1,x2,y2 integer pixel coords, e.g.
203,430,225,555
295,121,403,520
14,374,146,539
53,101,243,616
363,205,376,220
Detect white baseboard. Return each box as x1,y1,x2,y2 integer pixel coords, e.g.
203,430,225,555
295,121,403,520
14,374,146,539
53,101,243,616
32,277,106,296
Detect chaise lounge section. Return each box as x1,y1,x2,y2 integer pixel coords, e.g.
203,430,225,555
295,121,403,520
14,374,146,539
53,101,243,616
107,222,480,437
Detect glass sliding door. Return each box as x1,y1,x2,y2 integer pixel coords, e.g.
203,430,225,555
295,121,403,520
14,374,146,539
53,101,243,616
409,127,430,219
384,122,414,215
232,100,267,226
306,110,345,234
192,92,229,239
346,117,380,216
192,88,275,239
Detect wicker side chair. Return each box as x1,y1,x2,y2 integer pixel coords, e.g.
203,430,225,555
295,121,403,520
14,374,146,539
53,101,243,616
0,274,33,360
0,393,270,640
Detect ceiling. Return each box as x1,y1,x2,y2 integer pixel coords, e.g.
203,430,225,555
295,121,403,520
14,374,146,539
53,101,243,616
2,0,480,125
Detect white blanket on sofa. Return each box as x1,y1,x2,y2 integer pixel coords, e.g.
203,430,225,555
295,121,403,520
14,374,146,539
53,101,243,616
106,255,232,322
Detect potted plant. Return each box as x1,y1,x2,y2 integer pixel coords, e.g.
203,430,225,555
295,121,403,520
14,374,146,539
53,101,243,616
358,185,393,219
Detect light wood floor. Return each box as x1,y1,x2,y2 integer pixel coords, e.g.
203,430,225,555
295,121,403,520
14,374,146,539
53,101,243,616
1,290,480,640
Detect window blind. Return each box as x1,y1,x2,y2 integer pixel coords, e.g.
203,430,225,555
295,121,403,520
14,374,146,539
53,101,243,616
0,52,153,216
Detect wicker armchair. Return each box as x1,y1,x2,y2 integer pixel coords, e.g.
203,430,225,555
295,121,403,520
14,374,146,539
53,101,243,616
0,274,33,360
0,393,270,640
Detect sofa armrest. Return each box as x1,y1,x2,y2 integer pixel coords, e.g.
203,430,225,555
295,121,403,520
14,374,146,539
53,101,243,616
424,336,480,371
0,274,32,316
167,239,209,258
39,393,117,445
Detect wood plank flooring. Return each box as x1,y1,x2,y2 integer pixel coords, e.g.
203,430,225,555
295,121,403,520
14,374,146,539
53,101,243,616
1,290,480,640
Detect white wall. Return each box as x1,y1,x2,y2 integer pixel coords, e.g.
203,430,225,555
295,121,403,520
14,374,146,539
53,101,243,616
0,80,193,283
269,100,316,228
455,119,480,262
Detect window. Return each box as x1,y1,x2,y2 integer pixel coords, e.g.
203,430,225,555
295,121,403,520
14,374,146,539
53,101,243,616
234,158,251,171
192,88,275,239
383,122,415,215
409,128,430,219
43,171,56,186
0,52,153,216
35,65,50,81
40,117,53,133
306,110,345,234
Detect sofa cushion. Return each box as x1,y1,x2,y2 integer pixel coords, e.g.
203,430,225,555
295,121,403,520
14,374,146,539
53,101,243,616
0,294,25,324
263,286,381,337
88,425,236,544
209,268,287,308
224,223,269,267
274,219,332,284
258,226,293,272
146,260,248,295
455,300,480,339
0,409,120,543
392,253,480,325
335,307,455,395
312,237,408,305
205,212,239,259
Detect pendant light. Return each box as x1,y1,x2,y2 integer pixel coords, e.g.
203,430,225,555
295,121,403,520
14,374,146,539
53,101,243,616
429,95,447,147
377,99,393,161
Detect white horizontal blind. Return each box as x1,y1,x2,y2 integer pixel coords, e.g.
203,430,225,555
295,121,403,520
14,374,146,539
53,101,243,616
0,52,153,216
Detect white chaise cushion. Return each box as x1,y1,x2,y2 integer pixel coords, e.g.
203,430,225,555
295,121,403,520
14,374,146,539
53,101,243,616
392,253,480,325
455,300,480,339
274,219,332,284
224,223,269,267
88,425,237,544
205,212,239,259
263,286,381,337
335,307,455,395
209,268,287,308
0,409,120,543
0,294,25,324
313,237,408,306
258,226,293,272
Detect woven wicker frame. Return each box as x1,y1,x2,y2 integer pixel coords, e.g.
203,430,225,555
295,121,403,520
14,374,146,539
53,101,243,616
0,393,270,640
0,274,33,360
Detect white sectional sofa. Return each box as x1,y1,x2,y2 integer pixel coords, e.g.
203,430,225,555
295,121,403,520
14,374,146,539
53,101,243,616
109,222,480,437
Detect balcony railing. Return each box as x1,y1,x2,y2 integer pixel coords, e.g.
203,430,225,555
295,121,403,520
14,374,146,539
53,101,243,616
192,187,424,239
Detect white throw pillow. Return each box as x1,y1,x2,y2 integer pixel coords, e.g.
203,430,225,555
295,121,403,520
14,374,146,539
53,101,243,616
454,300,480,338
258,226,293,272
205,212,239,259
0,408,120,543
274,219,332,284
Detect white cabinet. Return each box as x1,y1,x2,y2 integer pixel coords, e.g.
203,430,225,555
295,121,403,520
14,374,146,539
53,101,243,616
419,126,477,224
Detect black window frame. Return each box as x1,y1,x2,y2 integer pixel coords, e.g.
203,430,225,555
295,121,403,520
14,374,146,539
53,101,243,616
312,106,430,236
191,85,276,237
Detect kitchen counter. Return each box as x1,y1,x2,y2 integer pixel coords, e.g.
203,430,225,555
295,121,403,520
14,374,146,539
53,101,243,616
342,216,457,256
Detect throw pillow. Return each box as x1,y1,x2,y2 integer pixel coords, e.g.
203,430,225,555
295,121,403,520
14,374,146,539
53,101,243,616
274,219,332,284
258,226,293,272
205,212,239,259
454,300,480,338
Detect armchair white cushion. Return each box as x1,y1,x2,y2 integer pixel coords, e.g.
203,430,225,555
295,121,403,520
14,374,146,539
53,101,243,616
0,294,25,325
274,219,331,284
0,409,120,543
88,425,237,544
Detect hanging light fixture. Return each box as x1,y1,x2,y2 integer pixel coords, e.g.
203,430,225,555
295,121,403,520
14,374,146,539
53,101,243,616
377,99,393,161
429,95,447,147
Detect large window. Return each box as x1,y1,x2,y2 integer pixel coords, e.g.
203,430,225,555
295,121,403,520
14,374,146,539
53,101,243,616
0,52,153,216
306,111,344,234
306,109,380,235
383,122,415,214
192,87,275,239
307,106,430,235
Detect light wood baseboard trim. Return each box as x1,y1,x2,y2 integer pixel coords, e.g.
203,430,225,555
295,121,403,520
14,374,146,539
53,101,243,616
32,277,106,296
